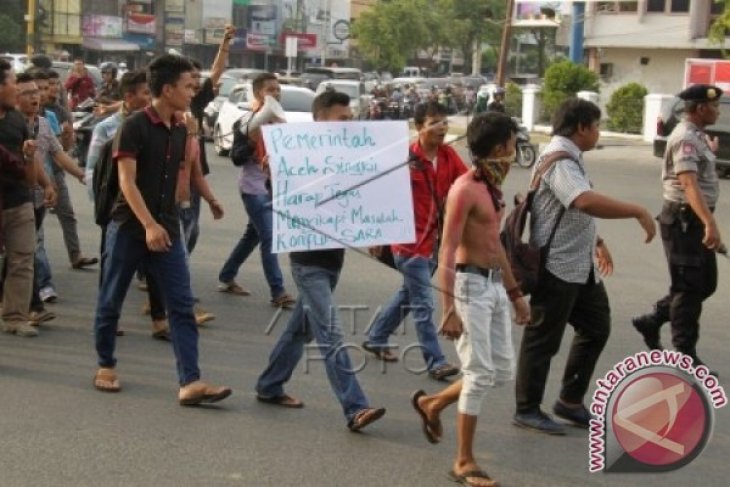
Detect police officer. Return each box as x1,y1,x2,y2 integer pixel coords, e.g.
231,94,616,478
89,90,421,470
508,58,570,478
632,84,724,373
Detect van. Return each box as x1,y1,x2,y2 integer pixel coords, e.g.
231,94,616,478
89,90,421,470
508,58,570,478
1,53,29,73
654,95,730,177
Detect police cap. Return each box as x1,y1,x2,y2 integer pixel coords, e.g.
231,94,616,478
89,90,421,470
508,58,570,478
677,84,723,102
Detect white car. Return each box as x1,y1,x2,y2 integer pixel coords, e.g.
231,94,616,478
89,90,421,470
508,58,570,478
314,80,371,120
213,83,315,156
1,53,29,73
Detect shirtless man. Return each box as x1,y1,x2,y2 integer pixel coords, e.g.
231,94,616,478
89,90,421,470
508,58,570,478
410,112,531,487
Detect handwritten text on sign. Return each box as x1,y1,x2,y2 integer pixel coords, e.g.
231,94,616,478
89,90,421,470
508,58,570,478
263,121,415,253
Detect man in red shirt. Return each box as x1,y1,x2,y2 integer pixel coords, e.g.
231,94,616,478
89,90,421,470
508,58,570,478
364,102,466,379
64,59,96,110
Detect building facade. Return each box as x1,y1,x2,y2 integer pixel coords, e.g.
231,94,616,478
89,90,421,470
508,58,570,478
36,0,355,71
584,0,726,99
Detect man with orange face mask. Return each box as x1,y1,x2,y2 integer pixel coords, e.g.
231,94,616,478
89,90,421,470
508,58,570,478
411,112,530,487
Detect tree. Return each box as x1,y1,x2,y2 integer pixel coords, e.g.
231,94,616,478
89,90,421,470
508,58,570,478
606,82,648,134
541,60,599,119
353,0,508,74
0,13,23,52
437,0,505,74
352,0,431,72
709,0,730,52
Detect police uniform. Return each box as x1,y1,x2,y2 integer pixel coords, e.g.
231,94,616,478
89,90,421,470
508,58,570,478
633,84,721,368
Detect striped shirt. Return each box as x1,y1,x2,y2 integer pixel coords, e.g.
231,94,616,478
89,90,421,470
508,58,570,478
33,116,63,208
529,136,598,284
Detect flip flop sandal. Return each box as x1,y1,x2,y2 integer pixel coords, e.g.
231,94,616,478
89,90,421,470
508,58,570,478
256,394,304,408
218,282,251,296
93,368,121,393
447,469,498,487
179,387,232,406
348,407,386,432
362,342,399,362
411,389,441,444
152,329,171,341
270,294,296,308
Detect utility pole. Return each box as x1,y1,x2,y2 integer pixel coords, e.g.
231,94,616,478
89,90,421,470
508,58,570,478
320,0,331,66
26,0,37,56
496,0,515,87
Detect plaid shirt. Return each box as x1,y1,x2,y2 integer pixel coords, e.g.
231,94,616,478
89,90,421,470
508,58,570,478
529,136,598,284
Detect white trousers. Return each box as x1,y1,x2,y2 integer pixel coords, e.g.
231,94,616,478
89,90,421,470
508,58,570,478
454,271,515,416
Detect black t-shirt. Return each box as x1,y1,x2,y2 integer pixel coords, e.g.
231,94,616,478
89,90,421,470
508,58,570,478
191,77,216,176
289,249,346,272
0,110,31,209
112,106,186,240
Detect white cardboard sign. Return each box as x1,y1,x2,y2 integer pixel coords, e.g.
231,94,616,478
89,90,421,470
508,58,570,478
262,121,415,253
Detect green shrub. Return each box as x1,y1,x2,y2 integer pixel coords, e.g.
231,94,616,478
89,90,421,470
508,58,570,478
540,60,599,121
505,82,522,117
606,82,648,134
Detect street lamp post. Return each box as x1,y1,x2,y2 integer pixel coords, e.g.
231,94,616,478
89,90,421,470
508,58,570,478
320,0,331,66
26,0,37,56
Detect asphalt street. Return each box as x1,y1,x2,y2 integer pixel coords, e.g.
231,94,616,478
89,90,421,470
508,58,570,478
0,139,728,487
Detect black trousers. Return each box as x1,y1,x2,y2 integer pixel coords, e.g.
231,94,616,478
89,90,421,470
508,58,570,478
515,270,611,413
653,203,718,357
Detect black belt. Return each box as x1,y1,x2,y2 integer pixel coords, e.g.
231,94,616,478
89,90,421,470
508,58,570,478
664,201,715,213
455,264,501,279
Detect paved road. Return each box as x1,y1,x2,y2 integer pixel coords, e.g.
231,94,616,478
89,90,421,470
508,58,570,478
1,140,728,486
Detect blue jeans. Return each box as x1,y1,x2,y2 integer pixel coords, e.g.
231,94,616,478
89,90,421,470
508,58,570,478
179,190,201,255
256,263,369,423
34,222,53,291
94,221,200,385
366,254,446,371
218,192,284,299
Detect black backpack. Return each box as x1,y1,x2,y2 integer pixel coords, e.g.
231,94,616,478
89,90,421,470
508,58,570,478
92,134,120,226
230,116,256,167
500,151,574,295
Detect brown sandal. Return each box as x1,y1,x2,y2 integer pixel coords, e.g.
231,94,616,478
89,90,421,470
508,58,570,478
348,407,386,432
270,293,296,308
179,382,232,406
256,393,304,408
93,368,121,393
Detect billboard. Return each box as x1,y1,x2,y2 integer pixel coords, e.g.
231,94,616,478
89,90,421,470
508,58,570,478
513,1,573,27
127,13,156,35
82,15,123,38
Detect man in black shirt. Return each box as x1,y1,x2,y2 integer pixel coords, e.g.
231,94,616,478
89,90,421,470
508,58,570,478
92,54,231,406
0,59,56,338
256,91,386,432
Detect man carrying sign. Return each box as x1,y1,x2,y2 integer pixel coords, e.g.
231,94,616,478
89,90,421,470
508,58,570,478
255,91,386,432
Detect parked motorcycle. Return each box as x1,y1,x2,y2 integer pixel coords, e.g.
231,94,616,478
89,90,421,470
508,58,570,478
368,97,388,120
514,119,537,168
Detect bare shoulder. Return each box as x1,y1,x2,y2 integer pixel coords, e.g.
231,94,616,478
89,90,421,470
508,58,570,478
448,172,480,198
